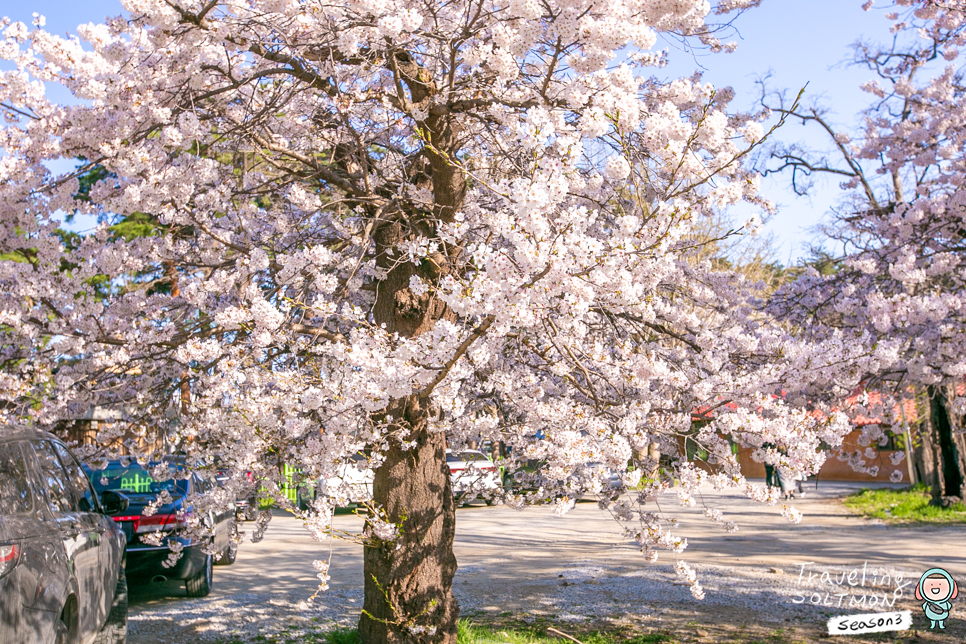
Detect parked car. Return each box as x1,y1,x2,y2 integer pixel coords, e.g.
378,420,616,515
0,430,128,644
573,462,623,498
296,454,374,510
214,469,258,521
85,460,236,598
500,459,623,501
447,450,501,505
500,457,543,493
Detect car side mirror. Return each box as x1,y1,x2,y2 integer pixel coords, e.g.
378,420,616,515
100,490,130,515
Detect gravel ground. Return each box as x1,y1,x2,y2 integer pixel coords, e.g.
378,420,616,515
129,560,951,643
127,483,965,643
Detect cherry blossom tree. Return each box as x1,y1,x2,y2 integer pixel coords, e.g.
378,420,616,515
766,0,966,504
1,0,867,641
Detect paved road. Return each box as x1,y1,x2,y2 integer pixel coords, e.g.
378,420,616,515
127,481,966,643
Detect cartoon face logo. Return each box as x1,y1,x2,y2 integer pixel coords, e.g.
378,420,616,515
916,568,958,630
924,576,951,600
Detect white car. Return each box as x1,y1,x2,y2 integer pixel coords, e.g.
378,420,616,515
447,449,501,505
297,454,374,509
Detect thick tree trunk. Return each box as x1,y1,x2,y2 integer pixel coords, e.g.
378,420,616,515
358,106,464,642
359,396,459,644
922,386,966,505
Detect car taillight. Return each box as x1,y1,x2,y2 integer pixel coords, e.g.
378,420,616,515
481,466,496,472
0,544,20,579
135,513,182,534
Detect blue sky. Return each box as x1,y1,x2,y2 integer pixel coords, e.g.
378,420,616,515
4,0,893,263
656,0,890,264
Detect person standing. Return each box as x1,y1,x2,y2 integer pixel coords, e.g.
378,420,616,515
762,442,777,489
776,467,796,500
763,442,796,499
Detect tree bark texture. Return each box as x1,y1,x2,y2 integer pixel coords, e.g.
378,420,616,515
912,423,939,497
359,396,459,644
358,107,464,642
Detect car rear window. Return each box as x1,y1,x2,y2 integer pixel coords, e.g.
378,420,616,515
0,442,33,514
88,463,189,496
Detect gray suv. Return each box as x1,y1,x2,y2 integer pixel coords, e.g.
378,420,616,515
0,431,128,644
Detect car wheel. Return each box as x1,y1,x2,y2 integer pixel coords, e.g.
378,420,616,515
93,567,128,644
215,541,237,566
54,618,70,644
215,524,238,566
245,501,259,521
185,553,213,598
484,498,494,506
55,596,78,644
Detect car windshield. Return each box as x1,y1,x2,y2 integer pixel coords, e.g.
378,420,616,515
87,462,189,496
459,452,490,462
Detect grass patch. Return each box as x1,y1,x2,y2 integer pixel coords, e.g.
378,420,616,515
320,628,360,644
458,620,629,643
842,484,966,524
309,621,678,644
